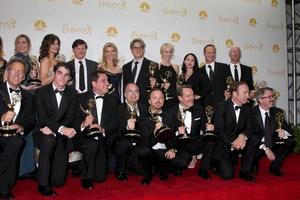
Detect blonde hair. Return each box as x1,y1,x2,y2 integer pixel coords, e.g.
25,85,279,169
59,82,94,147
160,43,174,55
14,34,31,54
101,42,118,67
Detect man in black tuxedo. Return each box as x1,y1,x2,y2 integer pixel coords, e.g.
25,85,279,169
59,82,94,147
113,83,152,185
198,44,229,108
214,81,259,182
68,39,98,93
169,85,216,179
143,88,190,181
251,87,295,176
34,62,78,196
224,46,255,100
122,38,157,106
0,58,35,199
75,69,118,189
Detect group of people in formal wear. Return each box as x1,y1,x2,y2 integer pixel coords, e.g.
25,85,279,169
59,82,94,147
0,34,296,200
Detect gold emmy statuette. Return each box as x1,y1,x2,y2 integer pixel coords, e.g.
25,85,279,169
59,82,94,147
177,73,186,88
27,55,42,87
203,106,216,142
275,112,287,145
253,81,267,92
0,93,22,136
147,62,158,92
124,104,141,143
160,70,174,100
177,108,191,141
80,99,102,138
225,76,234,100
149,107,173,143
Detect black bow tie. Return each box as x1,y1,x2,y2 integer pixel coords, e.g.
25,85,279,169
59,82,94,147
95,96,104,99
54,89,64,95
9,88,21,94
234,106,241,110
183,108,192,113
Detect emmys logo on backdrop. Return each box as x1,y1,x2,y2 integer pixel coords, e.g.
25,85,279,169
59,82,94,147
107,26,118,37
272,44,280,53
98,0,127,9
198,10,208,20
0,18,16,29
225,39,234,48
192,37,215,45
219,15,239,24
241,0,261,4
243,42,263,50
171,33,181,43
131,31,158,40
163,7,188,17
62,24,92,34
140,2,150,12
251,65,258,75
271,0,278,7
34,20,47,31
267,68,285,76
249,18,257,26
266,22,284,30
72,0,84,5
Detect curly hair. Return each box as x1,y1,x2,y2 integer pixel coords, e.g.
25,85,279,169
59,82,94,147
38,34,60,62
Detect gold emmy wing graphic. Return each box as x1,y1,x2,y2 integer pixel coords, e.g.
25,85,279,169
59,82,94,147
140,2,150,12
249,18,257,26
272,44,280,53
198,10,208,20
34,20,47,31
171,33,181,42
107,26,118,37
251,65,258,75
225,39,234,48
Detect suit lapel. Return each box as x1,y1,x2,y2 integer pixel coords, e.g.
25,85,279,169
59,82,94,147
254,106,264,130
136,58,148,84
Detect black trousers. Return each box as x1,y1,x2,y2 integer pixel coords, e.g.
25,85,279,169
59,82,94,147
253,137,296,171
215,136,259,180
113,137,152,177
0,136,24,194
76,136,108,182
178,136,216,171
152,148,191,175
34,134,71,187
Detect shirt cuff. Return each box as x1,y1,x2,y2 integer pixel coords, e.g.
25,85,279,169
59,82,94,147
58,126,64,135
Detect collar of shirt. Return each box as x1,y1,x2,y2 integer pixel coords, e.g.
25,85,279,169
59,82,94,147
93,92,105,100
75,58,86,66
205,62,215,71
179,104,191,113
6,81,21,94
259,105,270,124
52,84,65,93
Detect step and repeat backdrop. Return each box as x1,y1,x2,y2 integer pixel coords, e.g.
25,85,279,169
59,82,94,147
0,0,288,109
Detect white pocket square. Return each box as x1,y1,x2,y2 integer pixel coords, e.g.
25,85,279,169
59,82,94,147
194,117,201,121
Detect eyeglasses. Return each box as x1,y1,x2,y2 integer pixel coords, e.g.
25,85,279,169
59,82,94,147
131,46,143,50
261,95,275,100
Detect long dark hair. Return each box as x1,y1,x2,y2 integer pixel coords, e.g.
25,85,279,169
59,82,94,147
181,53,199,74
38,34,60,62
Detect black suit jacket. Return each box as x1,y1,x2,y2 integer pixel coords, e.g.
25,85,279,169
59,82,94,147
34,83,78,137
226,64,254,91
68,59,98,91
117,102,148,143
0,82,35,134
215,100,253,146
197,62,229,108
76,91,118,144
168,104,206,138
122,57,158,106
251,106,293,148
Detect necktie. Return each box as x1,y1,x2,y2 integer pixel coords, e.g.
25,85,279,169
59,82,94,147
208,65,214,81
54,89,64,95
79,61,85,92
132,61,138,80
264,112,272,147
234,65,239,81
9,88,21,94
235,105,241,110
